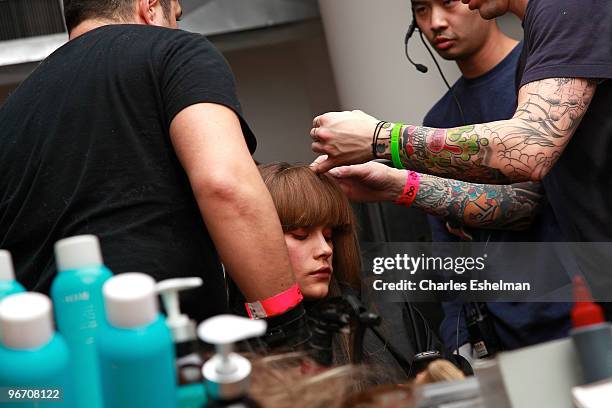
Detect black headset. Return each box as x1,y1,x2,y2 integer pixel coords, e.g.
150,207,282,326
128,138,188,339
404,14,466,124
404,17,428,73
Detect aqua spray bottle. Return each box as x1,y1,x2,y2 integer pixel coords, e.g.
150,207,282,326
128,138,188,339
0,292,73,407
97,272,177,408
50,235,111,408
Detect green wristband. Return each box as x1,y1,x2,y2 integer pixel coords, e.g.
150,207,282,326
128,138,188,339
391,123,405,169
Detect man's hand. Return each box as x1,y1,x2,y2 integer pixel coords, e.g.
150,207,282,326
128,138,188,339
310,110,380,173
325,161,406,203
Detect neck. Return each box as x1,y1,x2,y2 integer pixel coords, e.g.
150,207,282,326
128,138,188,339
509,0,528,20
456,28,518,79
69,16,141,40
69,19,111,40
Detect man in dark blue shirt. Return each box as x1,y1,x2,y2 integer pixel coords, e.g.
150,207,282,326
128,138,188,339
311,0,612,352
413,0,571,355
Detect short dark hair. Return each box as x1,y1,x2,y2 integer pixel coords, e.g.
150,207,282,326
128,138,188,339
63,0,172,32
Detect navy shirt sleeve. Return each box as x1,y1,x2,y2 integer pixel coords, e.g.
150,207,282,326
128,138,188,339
520,0,612,87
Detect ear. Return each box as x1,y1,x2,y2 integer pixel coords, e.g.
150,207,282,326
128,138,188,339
136,0,160,25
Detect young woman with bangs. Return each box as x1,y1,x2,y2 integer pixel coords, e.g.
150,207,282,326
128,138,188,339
258,162,420,381
258,162,361,301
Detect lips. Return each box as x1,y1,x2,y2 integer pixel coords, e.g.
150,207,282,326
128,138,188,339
309,267,331,278
434,37,455,50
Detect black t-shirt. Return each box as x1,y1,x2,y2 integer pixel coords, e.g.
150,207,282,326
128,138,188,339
0,25,255,322
516,0,612,241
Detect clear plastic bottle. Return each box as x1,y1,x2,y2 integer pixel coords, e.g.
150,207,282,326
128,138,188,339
198,315,266,408
157,277,206,408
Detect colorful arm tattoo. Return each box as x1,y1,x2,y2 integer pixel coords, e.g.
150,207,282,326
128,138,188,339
412,175,543,230
382,78,597,183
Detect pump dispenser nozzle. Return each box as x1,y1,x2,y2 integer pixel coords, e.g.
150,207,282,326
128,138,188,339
0,250,25,300
0,250,16,281
156,277,203,343
198,315,266,402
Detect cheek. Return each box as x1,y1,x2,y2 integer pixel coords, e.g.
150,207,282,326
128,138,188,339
285,239,307,277
417,21,436,42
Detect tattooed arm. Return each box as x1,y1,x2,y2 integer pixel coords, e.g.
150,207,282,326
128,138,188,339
327,161,543,230
415,175,543,230
312,78,597,183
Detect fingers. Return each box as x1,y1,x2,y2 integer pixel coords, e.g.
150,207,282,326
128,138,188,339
310,153,339,174
328,166,356,179
309,125,323,142
310,155,328,168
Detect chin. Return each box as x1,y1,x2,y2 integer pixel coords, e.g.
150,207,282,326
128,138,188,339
302,285,329,299
438,51,456,61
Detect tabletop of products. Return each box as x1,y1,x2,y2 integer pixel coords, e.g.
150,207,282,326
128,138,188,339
0,235,611,408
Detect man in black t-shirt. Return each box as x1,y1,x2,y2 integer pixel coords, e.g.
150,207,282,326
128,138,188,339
0,0,305,334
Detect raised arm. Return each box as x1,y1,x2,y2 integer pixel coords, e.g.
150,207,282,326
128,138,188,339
170,103,295,301
326,161,543,230
312,78,597,184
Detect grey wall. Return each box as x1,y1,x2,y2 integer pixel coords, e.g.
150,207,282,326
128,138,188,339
221,21,340,164
318,0,522,123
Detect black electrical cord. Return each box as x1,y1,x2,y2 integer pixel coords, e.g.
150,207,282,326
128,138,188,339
417,30,466,125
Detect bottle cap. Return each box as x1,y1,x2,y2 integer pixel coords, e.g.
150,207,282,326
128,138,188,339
198,315,267,401
0,292,54,350
571,275,605,328
0,250,15,281
156,277,203,343
103,273,158,328
55,235,103,272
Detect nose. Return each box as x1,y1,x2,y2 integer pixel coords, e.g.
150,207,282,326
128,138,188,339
430,6,449,33
314,233,333,259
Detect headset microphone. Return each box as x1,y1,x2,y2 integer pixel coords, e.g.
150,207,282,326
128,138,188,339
404,15,466,124
405,18,429,73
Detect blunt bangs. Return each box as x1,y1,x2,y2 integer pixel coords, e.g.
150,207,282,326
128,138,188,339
260,164,353,232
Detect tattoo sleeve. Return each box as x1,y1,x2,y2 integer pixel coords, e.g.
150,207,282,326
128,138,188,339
382,78,598,183
412,175,543,230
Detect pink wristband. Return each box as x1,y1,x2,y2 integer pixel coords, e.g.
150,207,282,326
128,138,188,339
245,283,304,319
394,171,420,207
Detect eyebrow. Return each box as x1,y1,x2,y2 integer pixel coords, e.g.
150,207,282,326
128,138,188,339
411,0,431,5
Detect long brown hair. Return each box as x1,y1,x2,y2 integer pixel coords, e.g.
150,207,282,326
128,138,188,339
258,162,361,294
259,162,362,364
